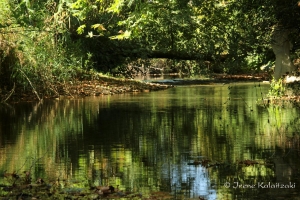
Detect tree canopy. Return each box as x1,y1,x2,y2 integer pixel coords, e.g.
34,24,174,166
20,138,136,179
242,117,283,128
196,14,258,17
0,0,300,92
67,0,300,73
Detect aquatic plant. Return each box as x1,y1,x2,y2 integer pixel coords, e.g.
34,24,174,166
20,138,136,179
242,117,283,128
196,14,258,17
268,78,285,97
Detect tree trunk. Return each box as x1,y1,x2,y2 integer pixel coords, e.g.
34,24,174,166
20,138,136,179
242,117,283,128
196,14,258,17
271,25,295,80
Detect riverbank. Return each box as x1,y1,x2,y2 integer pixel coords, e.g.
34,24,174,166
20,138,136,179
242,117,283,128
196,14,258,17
0,73,174,103
151,73,270,85
0,72,271,103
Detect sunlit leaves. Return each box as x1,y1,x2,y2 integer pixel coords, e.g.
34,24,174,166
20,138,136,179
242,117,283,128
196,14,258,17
109,30,131,40
91,23,106,31
16,0,297,75
87,31,93,38
71,0,89,20
106,0,124,14
77,24,86,34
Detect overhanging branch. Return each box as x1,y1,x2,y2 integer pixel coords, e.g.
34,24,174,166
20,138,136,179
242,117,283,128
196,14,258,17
146,51,228,62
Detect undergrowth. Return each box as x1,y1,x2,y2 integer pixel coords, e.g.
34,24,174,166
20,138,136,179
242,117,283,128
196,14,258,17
268,78,285,97
0,0,91,102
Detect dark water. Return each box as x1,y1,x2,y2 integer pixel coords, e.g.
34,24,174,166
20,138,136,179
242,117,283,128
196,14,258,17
1,82,300,199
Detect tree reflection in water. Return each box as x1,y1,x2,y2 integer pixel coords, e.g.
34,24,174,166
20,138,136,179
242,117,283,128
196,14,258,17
0,83,300,199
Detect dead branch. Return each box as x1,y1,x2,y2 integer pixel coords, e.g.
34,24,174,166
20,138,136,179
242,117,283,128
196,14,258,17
1,82,15,103
18,69,41,101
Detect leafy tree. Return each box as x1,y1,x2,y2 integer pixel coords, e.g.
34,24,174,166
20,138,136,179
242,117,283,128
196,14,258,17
227,0,300,75
0,0,85,100
1,0,300,94
70,0,300,75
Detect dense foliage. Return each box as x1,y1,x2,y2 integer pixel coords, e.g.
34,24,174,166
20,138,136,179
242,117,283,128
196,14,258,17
0,0,87,100
70,0,300,73
0,0,299,98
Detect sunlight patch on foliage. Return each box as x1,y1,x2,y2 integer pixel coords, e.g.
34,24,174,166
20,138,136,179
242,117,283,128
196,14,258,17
109,30,131,40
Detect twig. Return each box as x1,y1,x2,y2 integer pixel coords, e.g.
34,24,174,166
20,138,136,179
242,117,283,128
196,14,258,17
18,69,41,101
16,149,50,174
1,82,15,103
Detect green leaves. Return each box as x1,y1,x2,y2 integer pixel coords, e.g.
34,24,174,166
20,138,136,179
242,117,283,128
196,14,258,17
109,30,131,40
106,0,124,14
77,24,86,34
4,0,298,77
91,23,106,31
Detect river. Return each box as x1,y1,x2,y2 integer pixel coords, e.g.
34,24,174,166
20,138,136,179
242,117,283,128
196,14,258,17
0,82,299,199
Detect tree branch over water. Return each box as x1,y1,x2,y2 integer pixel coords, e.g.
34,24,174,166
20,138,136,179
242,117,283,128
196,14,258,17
147,51,228,62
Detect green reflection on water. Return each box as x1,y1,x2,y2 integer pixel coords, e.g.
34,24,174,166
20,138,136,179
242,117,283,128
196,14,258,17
0,82,300,199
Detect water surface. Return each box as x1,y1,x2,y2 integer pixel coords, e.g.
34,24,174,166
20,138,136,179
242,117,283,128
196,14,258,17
1,82,299,199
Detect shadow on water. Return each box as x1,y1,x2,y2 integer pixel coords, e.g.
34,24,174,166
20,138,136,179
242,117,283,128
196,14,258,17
0,82,300,199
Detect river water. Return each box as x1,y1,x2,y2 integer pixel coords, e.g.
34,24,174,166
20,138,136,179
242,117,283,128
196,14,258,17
0,82,300,199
